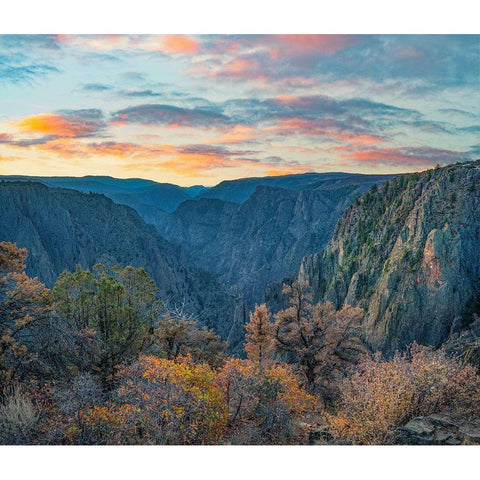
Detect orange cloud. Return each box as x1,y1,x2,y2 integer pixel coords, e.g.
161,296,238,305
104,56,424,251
161,35,199,54
337,147,463,168
203,35,357,60
0,153,17,163
55,34,200,56
264,166,310,176
125,153,309,178
16,114,79,137
30,138,176,159
223,58,257,76
274,95,297,104
336,133,383,146
14,113,103,138
25,137,302,178
213,125,258,144
272,35,357,56
193,56,267,82
266,117,384,146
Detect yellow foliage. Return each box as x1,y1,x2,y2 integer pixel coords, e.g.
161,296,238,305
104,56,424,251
328,343,480,444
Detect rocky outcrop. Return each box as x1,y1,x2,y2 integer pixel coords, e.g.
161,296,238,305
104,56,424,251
395,413,480,445
157,174,392,304
299,161,480,355
443,314,480,369
0,181,236,339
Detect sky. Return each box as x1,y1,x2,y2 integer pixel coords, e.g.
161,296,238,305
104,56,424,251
0,34,479,186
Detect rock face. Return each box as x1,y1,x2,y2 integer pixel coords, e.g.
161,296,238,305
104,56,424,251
395,413,480,445
443,314,480,369
0,181,235,339
157,174,393,304
299,161,480,354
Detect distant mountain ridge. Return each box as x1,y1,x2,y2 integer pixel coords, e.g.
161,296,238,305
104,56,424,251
0,171,393,214
197,172,356,204
0,175,196,215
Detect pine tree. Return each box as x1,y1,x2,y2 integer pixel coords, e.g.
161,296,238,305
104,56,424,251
53,263,160,387
245,303,274,368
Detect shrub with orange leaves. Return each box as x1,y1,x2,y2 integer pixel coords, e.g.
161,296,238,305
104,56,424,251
217,358,316,444
328,343,480,444
85,355,228,444
0,242,52,387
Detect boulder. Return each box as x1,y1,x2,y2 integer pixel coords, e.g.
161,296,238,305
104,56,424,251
395,413,480,445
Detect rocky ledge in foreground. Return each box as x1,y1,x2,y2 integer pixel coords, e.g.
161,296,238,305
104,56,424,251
394,413,480,445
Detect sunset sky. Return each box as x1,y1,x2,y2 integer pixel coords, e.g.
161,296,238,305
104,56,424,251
0,34,478,186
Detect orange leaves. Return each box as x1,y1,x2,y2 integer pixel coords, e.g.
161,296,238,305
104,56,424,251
274,280,366,397
245,304,275,367
0,242,27,278
80,355,316,444
328,344,480,444
266,363,317,414
151,317,227,368
0,243,52,386
111,355,228,444
216,357,316,443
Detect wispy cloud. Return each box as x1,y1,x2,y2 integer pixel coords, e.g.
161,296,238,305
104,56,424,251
82,83,113,92
335,146,469,168
111,104,230,128
0,59,59,84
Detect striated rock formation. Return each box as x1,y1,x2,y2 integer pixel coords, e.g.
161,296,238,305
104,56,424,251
157,173,392,304
0,181,235,339
395,413,480,445
299,161,480,354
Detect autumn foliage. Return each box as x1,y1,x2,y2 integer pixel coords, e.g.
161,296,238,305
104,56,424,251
152,314,227,368
63,355,315,445
0,242,52,387
244,303,274,367
273,281,366,397
327,343,480,444
83,355,228,445
2,244,480,445
216,358,316,444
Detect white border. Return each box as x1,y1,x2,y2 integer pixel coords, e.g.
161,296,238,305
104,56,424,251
0,0,479,33
0,445,478,480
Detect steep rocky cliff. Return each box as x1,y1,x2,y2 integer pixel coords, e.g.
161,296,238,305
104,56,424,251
157,174,393,303
0,181,236,338
299,161,480,354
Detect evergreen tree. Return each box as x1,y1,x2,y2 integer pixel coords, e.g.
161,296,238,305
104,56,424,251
245,303,274,368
